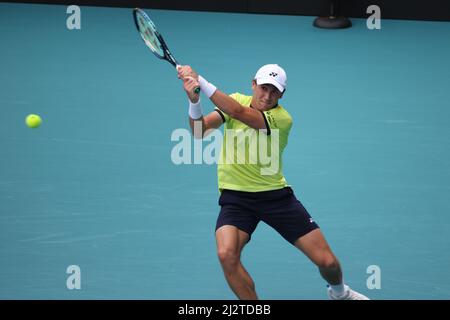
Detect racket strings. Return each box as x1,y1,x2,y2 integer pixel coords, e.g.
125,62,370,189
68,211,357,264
137,14,164,57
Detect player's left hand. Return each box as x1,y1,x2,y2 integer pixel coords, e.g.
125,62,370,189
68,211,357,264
177,65,199,81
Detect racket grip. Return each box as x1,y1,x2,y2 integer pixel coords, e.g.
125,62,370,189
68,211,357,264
194,87,200,94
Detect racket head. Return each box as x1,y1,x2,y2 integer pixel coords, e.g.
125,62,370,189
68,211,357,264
133,8,177,67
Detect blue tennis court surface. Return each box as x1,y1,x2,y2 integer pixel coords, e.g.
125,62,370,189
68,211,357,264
1,3,449,299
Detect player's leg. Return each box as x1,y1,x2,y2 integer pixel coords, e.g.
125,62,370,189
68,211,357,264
257,188,339,281
294,228,342,285
294,229,369,300
215,190,260,299
216,225,257,300
260,187,368,299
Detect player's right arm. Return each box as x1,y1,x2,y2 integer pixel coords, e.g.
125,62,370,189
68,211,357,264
183,75,224,139
189,112,224,139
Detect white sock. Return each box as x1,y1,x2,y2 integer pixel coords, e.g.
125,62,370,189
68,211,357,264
329,283,346,296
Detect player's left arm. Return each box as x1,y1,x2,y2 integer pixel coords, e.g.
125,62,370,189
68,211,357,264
210,90,267,130
178,66,267,131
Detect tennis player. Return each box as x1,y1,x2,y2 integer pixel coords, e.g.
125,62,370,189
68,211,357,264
177,64,369,300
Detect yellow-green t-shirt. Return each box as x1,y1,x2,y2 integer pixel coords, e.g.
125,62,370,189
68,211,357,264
216,93,293,192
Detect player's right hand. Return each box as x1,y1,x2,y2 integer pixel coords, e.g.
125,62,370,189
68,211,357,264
183,76,200,103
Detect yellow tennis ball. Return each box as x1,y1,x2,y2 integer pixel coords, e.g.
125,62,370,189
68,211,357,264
26,114,42,128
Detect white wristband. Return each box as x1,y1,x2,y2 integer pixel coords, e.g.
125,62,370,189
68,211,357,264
189,99,203,120
198,75,217,98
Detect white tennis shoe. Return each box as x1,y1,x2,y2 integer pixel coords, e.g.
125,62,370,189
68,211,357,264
327,285,370,300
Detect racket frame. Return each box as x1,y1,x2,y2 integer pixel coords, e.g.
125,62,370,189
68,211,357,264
133,8,200,94
133,8,178,68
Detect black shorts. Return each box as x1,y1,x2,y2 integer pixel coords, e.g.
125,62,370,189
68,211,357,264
216,187,319,245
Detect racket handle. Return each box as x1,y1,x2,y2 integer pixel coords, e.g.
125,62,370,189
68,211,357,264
176,66,200,94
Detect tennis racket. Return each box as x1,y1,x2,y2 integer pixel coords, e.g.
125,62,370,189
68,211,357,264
133,8,200,93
